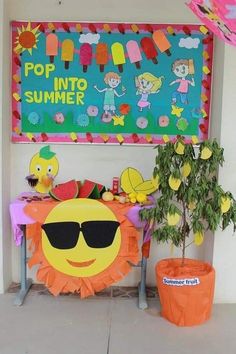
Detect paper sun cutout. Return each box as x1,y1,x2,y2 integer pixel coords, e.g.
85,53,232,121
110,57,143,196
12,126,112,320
14,22,41,55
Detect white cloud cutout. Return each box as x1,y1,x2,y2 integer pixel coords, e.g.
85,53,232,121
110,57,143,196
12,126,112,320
179,37,200,49
79,33,100,44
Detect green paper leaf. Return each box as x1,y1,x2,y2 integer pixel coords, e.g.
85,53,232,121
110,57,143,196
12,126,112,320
39,145,56,160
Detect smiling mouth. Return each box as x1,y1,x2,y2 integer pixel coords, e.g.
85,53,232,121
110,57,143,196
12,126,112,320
67,259,96,267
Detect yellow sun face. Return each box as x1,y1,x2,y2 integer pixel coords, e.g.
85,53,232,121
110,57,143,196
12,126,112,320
14,22,41,55
41,199,121,277
25,199,140,298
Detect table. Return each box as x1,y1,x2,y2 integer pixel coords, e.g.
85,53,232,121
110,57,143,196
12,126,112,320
10,193,151,308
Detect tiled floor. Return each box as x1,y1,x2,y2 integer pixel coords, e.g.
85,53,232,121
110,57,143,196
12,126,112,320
1,289,236,354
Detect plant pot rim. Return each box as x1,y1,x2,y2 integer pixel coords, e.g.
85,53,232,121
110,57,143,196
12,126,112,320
156,257,215,279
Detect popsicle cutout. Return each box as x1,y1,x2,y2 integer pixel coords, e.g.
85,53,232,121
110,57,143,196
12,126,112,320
26,132,36,142
126,40,142,69
88,23,97,33
37,23,45,33
152,30,171,56
76,23,83,34
100,134,109,143
202,79,210,90
111,42,126,73
13,92,21,102
131,24,139,34
191,135,199,144
199,25,209,35
70,132,77,142
203,50,210,61
183,25,191,36
48,22,56,33
167,26,176,36
201,93,208,103
103,24,111,34
145,24,153,33
145,134,153,143
80,43,92,73
46,33,58,63
116,134,124,144
62,22,70,33
199,124,207,134
13,74,21,84
96,43,109,72
61,39,74,69
132,133,139,143
163,135,170,143
140,37,158,64
41,133,48,142
201,109,207,118
14,57,21,67
202,36,213,44
86,132,93,143
14,126,22,136
13,110,21,120
117,24,125,34
202,66,211,75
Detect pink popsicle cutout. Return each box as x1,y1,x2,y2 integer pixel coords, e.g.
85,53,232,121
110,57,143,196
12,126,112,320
152,30,171,56
140,37,158,64
80,43,92,72
46,33,58,63
96,43,109,72
126,40,142,69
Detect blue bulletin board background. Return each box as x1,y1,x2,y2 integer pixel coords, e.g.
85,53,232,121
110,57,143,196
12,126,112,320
12,22,213,144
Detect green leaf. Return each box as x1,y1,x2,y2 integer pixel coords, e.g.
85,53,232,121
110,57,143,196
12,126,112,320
39,145,56,160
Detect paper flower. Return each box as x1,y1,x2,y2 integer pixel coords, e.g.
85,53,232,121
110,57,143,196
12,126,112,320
54,112,65,124
136,117,148,129
28,112,41,125
76,114,89,127
171,105,184,118
176,118,188,131
119,103,131,115
113,115,125,126
158,115,169,127
87,105,99,117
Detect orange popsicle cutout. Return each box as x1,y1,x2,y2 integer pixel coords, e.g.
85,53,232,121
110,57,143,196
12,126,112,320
96,43,109,72
140,37,158,64
111,42,126,73
152,30,171,56
126,40,142,69
46,33,58,63
61,39,74,69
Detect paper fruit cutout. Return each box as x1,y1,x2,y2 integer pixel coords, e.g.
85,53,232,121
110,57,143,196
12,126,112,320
120,167,158,195
27,145,59,193
221,196,231,213
78,180,106,198
25,199,139,297
200,146,212,159
168,175,181,191
49,180,79,201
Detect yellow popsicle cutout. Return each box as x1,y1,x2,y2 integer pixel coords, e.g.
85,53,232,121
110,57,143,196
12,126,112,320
116,134,124,144
13,92,21,102
199,25,209,35
191,135,199,144
203,66,211,75
70,132,77,142
145,134,152,143
111,42,126,73
61,39,74,69
163,135,170,143
100,134,109,143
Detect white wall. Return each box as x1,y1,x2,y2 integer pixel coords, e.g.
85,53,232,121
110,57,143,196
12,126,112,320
0,0,12,293
3,0,235,301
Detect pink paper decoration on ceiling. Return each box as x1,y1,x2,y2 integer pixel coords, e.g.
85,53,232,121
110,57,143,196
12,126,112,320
187,0,236,46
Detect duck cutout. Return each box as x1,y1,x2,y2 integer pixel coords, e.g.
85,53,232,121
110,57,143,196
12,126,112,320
26,145,59,193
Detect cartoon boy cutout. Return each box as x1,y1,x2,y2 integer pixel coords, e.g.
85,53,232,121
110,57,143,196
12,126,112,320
94,72,126,120
170,59,195,105
135,72,164,112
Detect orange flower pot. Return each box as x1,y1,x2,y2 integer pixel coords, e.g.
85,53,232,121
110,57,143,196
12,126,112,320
156,258,215,326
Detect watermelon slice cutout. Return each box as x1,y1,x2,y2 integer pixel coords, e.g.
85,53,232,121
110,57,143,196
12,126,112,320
78,180,106,199
49,180,79,201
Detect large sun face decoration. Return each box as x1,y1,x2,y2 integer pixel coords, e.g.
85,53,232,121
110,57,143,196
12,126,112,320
25,199,139,298
14,22,41,55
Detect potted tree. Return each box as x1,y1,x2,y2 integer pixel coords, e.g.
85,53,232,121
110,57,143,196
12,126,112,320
140,137,236,326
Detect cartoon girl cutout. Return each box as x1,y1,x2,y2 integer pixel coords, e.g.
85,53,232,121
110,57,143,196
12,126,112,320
94,72,126,122
169,59,195,105
135,72,164,112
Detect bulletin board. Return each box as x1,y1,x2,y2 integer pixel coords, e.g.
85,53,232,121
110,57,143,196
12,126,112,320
11,21,213,145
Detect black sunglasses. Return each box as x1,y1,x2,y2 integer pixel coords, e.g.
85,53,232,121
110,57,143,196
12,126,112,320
41,221,120,250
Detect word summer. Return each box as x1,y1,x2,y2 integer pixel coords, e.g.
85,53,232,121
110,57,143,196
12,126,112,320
24,77,88,105
163,277,200,287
